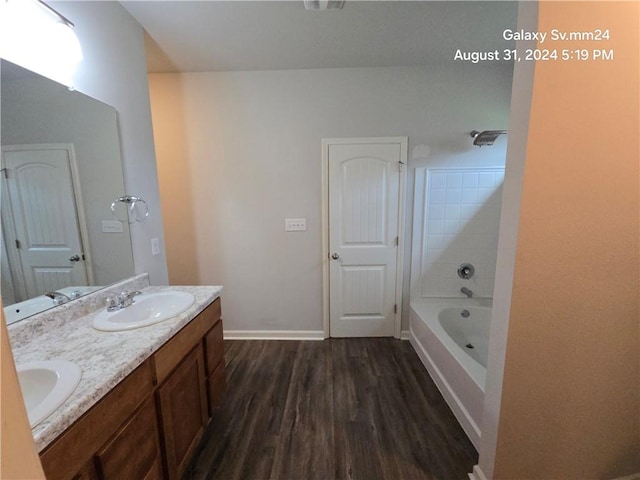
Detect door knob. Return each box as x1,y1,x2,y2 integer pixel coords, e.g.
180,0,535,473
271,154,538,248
69,254,81,262
331,253,340,260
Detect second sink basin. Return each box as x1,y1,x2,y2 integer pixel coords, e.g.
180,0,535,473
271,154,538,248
92,291,195,332
17,360,82,428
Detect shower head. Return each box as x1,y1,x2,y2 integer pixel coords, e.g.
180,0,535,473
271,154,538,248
470,130,507,147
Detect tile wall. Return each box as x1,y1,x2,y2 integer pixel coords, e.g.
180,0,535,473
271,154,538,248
413,167,504,298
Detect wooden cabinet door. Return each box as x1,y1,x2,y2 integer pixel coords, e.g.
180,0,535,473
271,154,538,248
95,397,163,480
157,344,208,480
40,361,155,480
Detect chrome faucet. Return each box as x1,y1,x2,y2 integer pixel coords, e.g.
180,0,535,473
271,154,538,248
106,290,142,312
45,291,72,306
460,287,473,298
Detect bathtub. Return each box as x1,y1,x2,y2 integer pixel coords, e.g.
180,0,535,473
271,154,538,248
409,298,492,450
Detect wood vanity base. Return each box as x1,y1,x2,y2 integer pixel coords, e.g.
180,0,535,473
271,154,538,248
39,298,226,480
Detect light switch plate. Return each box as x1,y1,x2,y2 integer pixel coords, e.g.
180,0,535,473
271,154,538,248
151,237,160,256
285,218,307,231
102,220,124,233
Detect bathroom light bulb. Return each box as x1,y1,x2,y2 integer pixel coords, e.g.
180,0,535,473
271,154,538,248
46,20,83,86
0,0,83,88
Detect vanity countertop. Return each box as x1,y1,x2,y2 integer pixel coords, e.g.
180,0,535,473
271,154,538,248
9,284,223,452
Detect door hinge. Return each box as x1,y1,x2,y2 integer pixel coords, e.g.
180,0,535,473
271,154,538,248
15,239,21,249
395,236,399,246
1,168,8,179
394,304,398,314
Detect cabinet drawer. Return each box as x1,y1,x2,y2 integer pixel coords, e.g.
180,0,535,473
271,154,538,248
153,298,221,385
156,344,209,480
40,360,154,480
204,319,224,374
207,360,227,414
95,397,163,480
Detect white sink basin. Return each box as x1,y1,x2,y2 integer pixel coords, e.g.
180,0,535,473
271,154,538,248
17,360,82,428
92,291,195,332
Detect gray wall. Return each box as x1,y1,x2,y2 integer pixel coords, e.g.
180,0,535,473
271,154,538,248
149,64,513,333
50,1,168,285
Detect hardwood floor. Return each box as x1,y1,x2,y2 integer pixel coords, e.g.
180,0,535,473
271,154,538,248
184,339,478,480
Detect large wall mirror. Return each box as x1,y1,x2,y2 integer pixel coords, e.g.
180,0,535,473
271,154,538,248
1,59,135,324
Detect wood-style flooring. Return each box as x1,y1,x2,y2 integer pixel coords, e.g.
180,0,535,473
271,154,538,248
184,339,478,480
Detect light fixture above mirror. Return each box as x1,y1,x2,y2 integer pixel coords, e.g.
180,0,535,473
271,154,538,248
0,0,82,88
303,0,345,11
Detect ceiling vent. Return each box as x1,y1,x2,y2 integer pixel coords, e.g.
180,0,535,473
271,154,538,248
303,0,345,11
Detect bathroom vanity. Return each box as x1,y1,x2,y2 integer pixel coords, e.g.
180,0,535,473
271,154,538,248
8,276,226,480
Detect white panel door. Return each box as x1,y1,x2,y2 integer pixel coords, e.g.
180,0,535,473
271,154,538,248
328,142,402,337
2,145,88,297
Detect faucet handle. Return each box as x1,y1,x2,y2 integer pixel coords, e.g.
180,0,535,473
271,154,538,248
457,263,475,280
118,290,132,303
119,290,142,299
118,290,141,307
105,296,117,309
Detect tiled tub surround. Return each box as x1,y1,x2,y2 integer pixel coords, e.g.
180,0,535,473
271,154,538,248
408,166,504,450
412,167,505,298
8,274,223,451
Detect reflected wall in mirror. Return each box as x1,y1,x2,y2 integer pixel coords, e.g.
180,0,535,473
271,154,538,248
1,59,135,324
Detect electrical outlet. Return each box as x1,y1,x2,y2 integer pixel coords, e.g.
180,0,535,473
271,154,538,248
285,218,307,231
102,220,124,233
151,237,160,256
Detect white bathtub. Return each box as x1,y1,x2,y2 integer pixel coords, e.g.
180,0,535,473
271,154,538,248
409,298,492,450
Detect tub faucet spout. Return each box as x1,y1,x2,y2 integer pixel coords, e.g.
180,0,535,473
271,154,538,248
460,287,473,298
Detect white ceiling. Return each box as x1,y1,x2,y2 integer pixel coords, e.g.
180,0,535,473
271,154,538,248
120,1,518,73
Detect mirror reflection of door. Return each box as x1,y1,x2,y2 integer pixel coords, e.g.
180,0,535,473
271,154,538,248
1,144,90,301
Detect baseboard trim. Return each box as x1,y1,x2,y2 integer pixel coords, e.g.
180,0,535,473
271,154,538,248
223,330,325,341
468,465,488,480
224,330,410,341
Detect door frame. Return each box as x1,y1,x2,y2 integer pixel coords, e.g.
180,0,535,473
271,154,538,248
1,144,94,298
321,137,408,339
